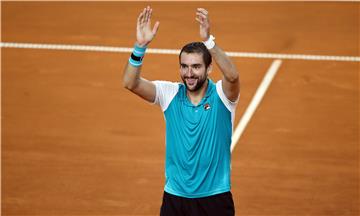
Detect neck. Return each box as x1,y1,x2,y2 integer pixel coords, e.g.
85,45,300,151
186,79,209,106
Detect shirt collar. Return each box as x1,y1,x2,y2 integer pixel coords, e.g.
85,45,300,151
183,79,214,107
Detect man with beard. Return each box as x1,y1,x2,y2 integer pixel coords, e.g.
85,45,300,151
123,6,239,216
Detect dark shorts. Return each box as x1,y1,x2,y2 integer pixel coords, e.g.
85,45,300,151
160,191,235,216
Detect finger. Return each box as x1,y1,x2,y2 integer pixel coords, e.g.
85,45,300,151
143,7,147,23
137,13,141,25
143,8,148,24
196,15,207,25
196,12,207,20
197,8,208,15
145,6,151,23
148,8,154,25
148,8,152,21
152,21,160,35
141,7,147,24
137,10,144,24
195,17,204,24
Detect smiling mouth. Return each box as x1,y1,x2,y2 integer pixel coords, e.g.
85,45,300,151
186,78,197,86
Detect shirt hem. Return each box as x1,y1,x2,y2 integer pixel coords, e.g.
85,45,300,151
164,186,231,198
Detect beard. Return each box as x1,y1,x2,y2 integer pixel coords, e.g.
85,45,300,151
181,74,208,92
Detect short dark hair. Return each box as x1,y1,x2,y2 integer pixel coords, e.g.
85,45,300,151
179,42,212,69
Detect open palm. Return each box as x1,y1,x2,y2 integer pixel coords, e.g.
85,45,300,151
137,6,160,47
196,8,210,41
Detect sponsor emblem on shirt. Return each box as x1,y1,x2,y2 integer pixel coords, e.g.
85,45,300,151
204,103,211,111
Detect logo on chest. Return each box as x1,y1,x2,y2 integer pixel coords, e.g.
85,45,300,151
204,103,211,111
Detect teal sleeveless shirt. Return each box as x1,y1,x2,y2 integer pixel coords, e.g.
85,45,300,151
153,79,238,198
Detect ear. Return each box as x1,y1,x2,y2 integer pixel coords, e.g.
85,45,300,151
206,63,213,75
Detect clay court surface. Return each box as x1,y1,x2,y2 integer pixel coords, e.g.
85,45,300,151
1,2,359,215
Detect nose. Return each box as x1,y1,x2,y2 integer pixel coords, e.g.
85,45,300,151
185,67,193,77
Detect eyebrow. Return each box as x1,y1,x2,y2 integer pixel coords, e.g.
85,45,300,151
180,63,203,67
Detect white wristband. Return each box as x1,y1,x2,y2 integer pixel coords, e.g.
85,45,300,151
203,35,216,50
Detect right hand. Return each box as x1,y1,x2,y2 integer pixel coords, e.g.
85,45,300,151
136,6,160,47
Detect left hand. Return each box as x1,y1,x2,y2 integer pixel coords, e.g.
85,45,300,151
196,8,210,41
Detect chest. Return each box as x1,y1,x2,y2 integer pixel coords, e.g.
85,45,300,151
165,93,225,128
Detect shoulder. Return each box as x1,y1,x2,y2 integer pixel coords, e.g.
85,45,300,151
215,80,239,112
153,80,180,88
152,80,182,111
152,80,181,94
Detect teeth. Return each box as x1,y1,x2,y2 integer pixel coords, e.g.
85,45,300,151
187,78,196,85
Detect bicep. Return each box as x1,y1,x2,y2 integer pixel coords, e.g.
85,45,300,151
130,77,156,103
222,76,240,102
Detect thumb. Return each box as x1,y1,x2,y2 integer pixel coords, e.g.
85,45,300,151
152,21,160,35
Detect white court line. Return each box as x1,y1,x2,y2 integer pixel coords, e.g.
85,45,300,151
231,60,282,153
1,42,360,62
0,42,353,151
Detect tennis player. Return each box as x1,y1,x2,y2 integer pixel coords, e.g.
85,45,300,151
123,6,240,216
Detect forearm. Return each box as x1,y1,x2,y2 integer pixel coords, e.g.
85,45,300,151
122,62,141,90
122,42,148,90
209,45,239,83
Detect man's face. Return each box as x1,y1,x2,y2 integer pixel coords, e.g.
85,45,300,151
179,52,210,92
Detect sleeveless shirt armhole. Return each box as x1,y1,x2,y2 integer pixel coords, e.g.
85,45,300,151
152,80,179,112
216,80,239,113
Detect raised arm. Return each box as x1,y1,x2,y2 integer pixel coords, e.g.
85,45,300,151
196,8,240,102
122,6,160,102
